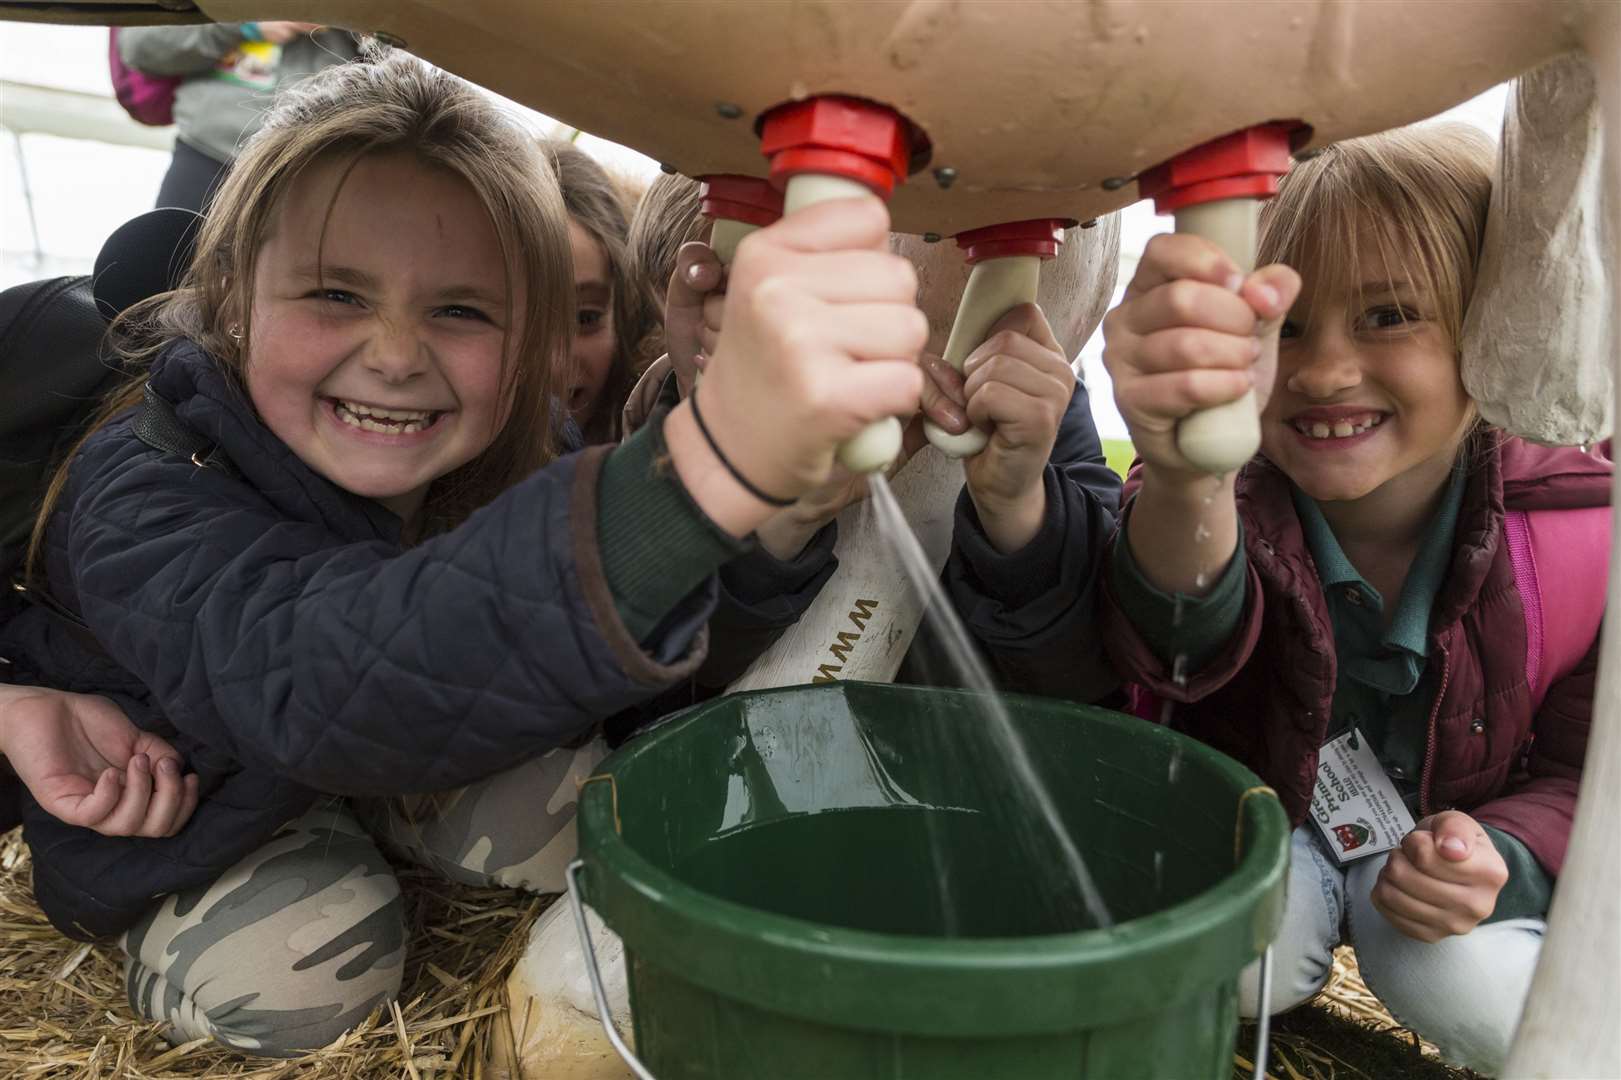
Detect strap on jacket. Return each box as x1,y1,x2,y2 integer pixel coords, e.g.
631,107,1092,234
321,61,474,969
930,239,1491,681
132,382,240,479
10,383,237,649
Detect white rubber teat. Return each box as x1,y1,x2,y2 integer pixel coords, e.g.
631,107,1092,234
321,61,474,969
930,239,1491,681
924,421,990,458
836,415,903,473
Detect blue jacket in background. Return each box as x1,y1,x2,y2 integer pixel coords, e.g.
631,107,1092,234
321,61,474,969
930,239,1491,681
919,379,1123,702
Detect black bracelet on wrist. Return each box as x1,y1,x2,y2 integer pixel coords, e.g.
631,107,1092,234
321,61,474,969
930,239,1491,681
687,387,797,509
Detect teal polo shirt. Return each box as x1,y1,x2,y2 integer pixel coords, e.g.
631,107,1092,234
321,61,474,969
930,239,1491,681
1111,468,1550,921
1289,474,1456,795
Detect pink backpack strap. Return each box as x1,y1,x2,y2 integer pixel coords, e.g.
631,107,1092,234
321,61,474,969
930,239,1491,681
1127,684,1163,724
1506,507,1610,709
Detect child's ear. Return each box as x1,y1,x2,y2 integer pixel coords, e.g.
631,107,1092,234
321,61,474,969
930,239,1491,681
218,292,249,357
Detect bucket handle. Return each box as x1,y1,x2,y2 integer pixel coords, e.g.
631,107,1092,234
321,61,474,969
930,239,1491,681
566,858,658,1080
1234,785,1277,1079
567,859,1274,1080
1251,946,1274,1080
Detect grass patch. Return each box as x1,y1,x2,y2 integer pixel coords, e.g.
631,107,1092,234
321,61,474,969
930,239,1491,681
1103,437,1136,478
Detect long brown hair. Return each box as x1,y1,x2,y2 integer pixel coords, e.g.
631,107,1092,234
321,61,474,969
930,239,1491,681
28,48,571,577
540,139,649,444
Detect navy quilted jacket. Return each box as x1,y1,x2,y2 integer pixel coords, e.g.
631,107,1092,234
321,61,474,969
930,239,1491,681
930,381,1123,703
2,341,714,938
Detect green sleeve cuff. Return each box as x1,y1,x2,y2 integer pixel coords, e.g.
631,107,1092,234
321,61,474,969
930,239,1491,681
1481,825,1554,923
239,22,263,42
1108,520,1247,671
598,410,750,642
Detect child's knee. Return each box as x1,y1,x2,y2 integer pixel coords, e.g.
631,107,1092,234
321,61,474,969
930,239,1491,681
1239,827,1342,1018
210,882,409,1054
1350,916,1540,1075
122,805,409,1056
1236,940,1333,1018
1356,946,1516,1075
205,933,407,1056
127,889,407,1056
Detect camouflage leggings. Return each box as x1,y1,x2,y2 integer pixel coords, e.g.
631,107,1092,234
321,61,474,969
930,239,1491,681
120,739,607,1056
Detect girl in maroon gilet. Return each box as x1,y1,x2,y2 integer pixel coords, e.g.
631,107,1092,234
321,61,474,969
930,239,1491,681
1098,121,1606,1075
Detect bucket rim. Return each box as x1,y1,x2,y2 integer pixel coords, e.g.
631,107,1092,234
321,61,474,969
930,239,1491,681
578,682,1290,1037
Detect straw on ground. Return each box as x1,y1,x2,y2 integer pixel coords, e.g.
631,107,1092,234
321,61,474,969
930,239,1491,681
0,826,1478,1078
0,826,539,1079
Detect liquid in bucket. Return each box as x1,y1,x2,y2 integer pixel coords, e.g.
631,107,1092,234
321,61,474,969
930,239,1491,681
575,680,1291,1080
866,471,1114,932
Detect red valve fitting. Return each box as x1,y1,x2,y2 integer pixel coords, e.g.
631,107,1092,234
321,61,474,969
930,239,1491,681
698,175,785,227
759,96,912,199
954,218,1070,264
1136,122,1302,214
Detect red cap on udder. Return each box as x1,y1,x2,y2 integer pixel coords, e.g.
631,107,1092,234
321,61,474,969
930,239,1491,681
1137,122,1304,214
954,218,1071,263
698,175,785,227
759,96,912,200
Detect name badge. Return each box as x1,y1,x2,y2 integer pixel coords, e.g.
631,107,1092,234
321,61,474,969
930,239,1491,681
1309,727,1417,864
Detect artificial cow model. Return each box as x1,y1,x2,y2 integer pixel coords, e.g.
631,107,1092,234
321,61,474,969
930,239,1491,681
2,2,1615,1076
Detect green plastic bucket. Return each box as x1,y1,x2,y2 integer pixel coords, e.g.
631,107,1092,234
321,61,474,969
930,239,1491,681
571,681,1288,1079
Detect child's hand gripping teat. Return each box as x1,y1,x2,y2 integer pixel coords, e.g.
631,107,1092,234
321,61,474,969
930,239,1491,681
1136,124,1299,472
665,176,784,397
674,185,926,530
1102,233,1297,481
759,96,920,474
673,169,927,558
664,242,725,396
921,304,1076,554
923,219,1069,460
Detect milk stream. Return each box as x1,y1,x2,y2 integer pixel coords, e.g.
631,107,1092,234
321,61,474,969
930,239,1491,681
867,471,1115,931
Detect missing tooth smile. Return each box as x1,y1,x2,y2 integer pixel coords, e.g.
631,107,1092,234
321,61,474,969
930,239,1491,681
1291,414,1385,440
